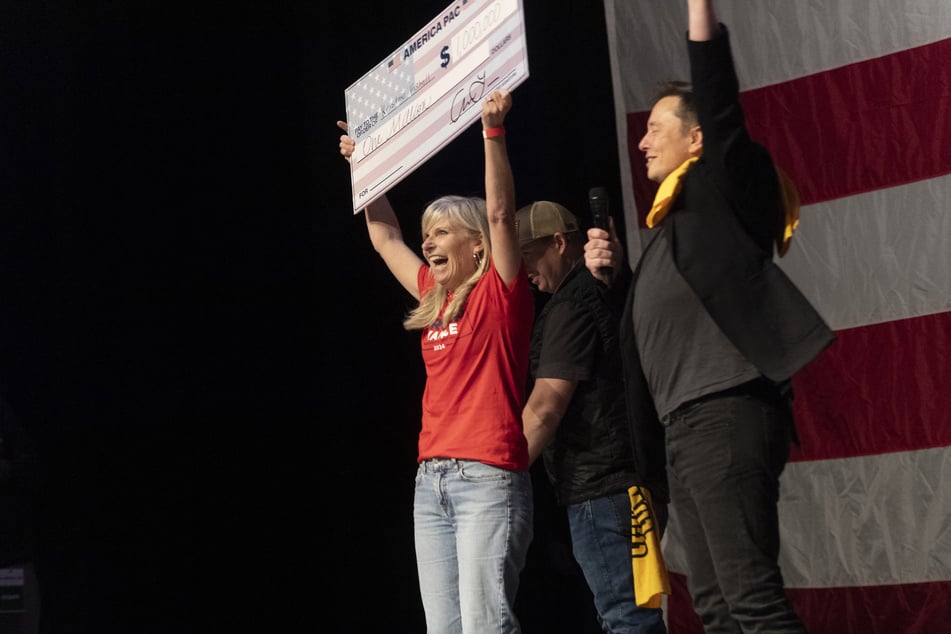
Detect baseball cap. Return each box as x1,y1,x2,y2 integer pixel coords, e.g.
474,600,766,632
515,201,580,246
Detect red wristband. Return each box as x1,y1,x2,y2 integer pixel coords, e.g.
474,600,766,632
482,126,505,139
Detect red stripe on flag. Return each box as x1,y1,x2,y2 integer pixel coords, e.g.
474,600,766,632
626,37,951,225
745,37,951,206
787,581,951,634
791,310,951,462
667,572,703,633
668,572,951,633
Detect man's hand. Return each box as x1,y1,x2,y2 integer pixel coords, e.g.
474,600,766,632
584,216,623,284
688,0,719,41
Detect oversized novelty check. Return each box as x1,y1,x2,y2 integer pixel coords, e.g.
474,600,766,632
344,0,529,213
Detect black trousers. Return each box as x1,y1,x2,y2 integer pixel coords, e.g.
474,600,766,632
664,386,805,634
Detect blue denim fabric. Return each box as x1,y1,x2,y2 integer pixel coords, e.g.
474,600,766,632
414,459,533,634
567,491,668,634
665,393,804,634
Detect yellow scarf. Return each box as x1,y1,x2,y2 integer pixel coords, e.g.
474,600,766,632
629,484,670,608
645,156,698,228
645,156,800,257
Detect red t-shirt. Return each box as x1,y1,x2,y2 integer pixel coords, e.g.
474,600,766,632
416,261,534,470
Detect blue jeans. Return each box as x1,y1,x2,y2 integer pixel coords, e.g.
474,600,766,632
665,392,804,634
568,491,668,634
414,458,534,634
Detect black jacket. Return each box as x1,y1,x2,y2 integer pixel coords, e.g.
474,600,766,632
611,27,836,504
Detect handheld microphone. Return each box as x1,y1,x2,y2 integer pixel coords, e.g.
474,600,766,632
588,186,613,287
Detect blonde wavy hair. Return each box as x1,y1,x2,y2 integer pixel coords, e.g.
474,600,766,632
403,195,492,331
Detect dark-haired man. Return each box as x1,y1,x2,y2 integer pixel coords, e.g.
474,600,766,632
584,0,834,631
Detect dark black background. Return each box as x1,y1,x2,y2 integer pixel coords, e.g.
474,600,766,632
2,1,624,631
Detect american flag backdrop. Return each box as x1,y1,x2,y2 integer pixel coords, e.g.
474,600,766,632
603,1,951,632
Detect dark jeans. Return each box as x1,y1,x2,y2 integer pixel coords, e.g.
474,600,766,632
567,491,668,634
664,387,805,634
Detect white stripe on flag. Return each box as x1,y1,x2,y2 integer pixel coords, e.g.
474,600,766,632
662,446,951,588
778,446,951,588
779,175,951,331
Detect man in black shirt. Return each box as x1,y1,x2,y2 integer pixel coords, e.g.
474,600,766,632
519,201,668,634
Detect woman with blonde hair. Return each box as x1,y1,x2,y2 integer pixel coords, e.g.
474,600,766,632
337,89,535,633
